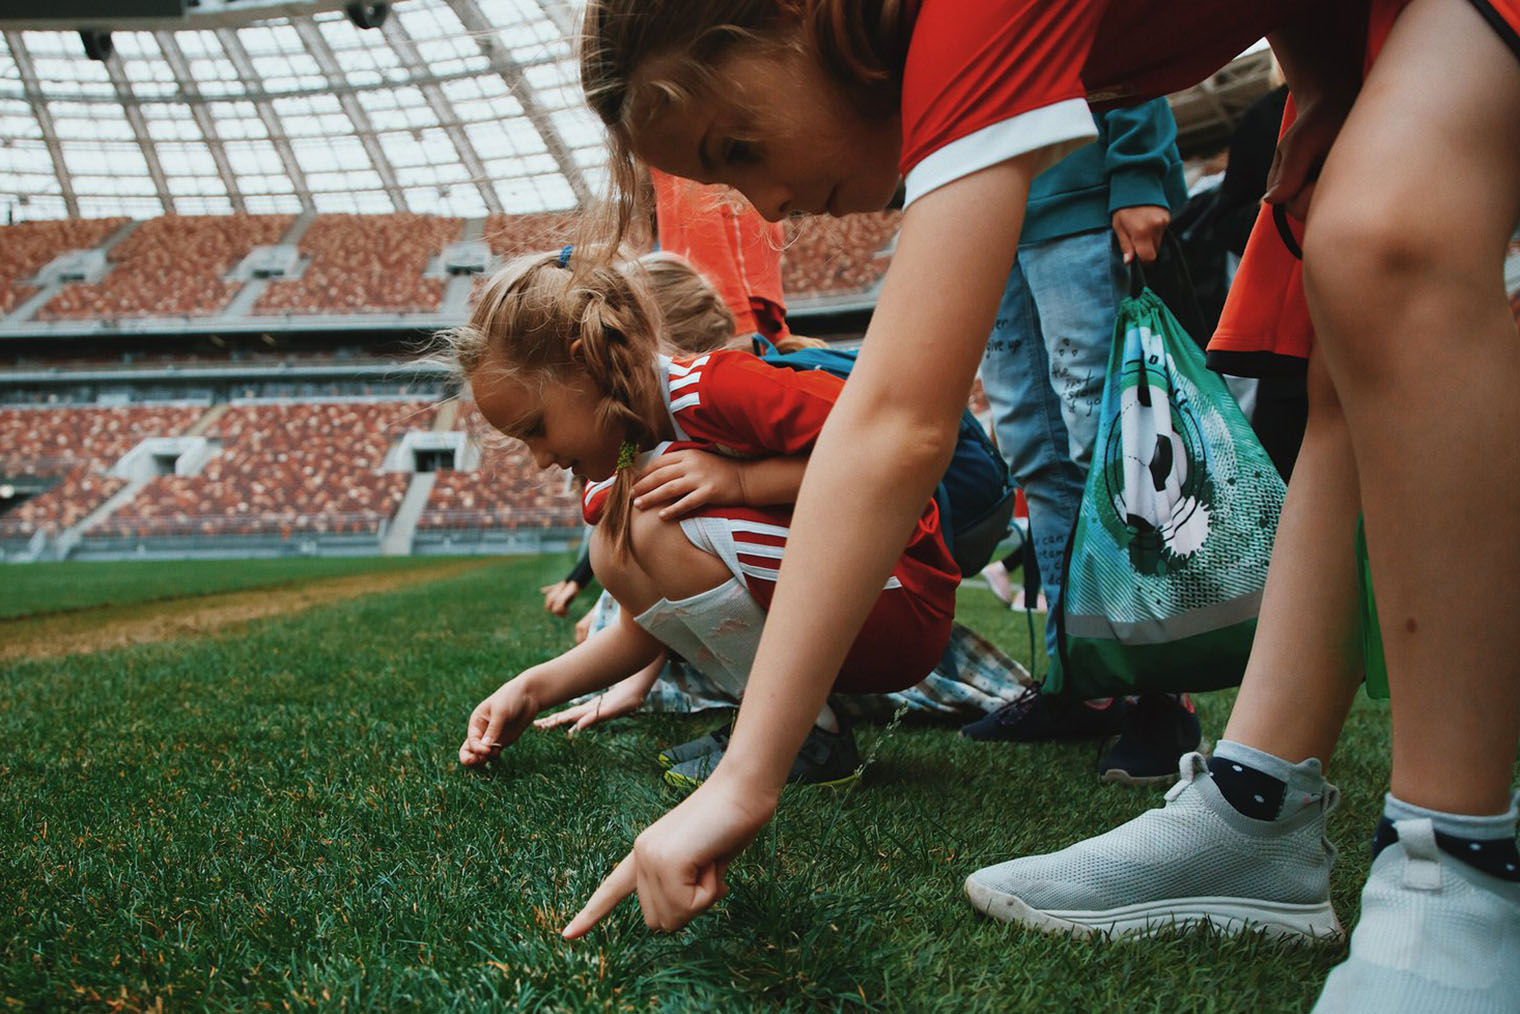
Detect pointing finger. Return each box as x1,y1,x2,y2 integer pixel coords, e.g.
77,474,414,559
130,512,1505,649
562,851,637,939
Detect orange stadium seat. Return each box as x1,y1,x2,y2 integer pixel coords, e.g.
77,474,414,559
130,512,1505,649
37,215,294,320
0,218,128,317
254,214,462,315
104,400,434,538
0,404,203,537
779,211,900,300
415,404,581,531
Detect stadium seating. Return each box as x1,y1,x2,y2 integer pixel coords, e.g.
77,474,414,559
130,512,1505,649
480,212,579,259
0,404,204,537
779,211,900,299
38,215,294,320
0,218,128,317
254,214,462,315
103,399,434,538
416,440,581,532
4,211,907,322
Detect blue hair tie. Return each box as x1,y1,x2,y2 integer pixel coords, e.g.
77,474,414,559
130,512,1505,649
557,245,573,268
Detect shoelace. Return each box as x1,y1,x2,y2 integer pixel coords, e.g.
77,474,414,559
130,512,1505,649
995,688,1042,726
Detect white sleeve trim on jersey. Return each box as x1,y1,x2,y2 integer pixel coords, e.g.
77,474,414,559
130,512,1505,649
902,98,1098,209
656,354,692,441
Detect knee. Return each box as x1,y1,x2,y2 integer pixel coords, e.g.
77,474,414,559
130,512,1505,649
589,521,642,606
1301,192,1483,371
1301,199,1414,329
589,505,694,610
628,505,733,600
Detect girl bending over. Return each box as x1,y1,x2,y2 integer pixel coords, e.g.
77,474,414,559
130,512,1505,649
447,250,959,871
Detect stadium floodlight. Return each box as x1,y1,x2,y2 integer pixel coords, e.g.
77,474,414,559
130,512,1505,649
345,3,389,30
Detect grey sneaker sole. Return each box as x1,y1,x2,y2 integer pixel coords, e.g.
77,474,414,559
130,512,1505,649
1098,768,1180,787
1098,740,1212,787
964,874,1344,942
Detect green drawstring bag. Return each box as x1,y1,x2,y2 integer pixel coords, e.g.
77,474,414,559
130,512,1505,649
1045,285,1286,699
1357,515,1390,699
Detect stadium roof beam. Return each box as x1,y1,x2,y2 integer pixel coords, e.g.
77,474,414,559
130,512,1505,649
4,32,80,218
378,14,504,216
100,46,175,215
533,0,577,40
289,16,408,213
154,31,247,215
445,0,592,207
217,28,315,214
1,0,361,33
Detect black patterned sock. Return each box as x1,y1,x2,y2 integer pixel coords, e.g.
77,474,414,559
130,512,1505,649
1372,816,1520,882
1207,753,1287,821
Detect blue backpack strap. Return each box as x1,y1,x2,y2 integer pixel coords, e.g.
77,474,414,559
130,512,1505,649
756,339,1014,576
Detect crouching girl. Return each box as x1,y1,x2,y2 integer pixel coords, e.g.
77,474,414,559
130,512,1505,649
448,250,958,800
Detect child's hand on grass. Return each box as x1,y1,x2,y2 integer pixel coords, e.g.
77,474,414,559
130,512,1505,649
459,680,538,766
561,769,774,937
540,579,581,617
632,449,747,519
533,671,649,733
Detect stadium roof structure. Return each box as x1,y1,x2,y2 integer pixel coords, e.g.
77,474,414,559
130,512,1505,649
0,0,1284,228
0,0,601,223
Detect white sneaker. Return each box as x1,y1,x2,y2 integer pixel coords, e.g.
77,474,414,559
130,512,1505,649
1311,818,1520,1013
964,752,1344,941
981,560,1014,605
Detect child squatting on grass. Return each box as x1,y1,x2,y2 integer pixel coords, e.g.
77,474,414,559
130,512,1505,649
568,0,1520,1009
443,249,960,915
534,251,860,746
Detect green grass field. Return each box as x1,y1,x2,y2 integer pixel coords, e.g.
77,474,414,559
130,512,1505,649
1,555,1412,1011
0,556,459,620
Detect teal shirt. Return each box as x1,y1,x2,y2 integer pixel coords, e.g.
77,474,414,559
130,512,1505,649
1021,98,1190,246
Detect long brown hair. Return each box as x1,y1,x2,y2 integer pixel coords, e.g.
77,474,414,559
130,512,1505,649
578,0,909,259
436,251,666,556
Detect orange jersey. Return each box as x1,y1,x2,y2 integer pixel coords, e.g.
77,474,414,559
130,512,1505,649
651,169,791,342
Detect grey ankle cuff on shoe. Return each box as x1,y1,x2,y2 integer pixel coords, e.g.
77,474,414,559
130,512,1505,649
1384,791,1520,841
1214,739,1325,802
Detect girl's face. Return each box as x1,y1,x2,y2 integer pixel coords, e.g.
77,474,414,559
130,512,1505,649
631,45,902,222
471,362,622,481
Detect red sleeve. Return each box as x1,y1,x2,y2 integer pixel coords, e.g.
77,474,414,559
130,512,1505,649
898,0,1102,204
582,476,613,525
670,351,842,457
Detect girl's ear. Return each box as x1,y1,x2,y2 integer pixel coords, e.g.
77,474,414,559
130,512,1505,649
568,337,586,364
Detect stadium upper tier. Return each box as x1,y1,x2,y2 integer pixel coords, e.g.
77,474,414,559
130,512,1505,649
0,209,899,336
0,397,584,552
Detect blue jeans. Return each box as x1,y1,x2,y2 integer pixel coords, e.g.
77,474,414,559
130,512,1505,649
980,228,1126,660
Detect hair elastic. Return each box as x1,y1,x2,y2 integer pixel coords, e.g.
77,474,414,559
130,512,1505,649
616,440,637,472
558,244,573,268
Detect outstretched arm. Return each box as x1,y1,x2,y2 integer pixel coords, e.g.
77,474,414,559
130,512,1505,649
565,156,1037,937
460,610,663,765
534,651,667,732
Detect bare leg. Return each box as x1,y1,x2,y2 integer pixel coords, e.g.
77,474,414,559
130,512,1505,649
591,506,735,615
1303,0,1520,815
1222,350,1364,767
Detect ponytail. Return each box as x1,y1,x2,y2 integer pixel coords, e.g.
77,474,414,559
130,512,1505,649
573,284,667,556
